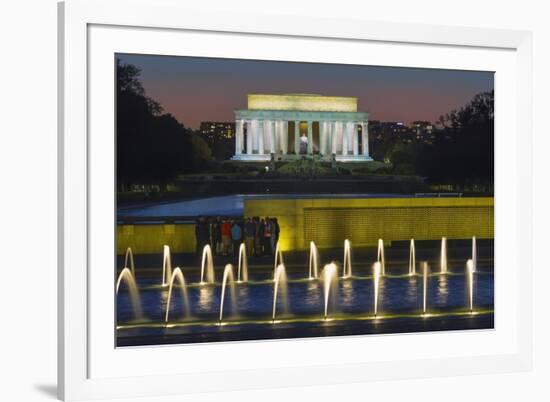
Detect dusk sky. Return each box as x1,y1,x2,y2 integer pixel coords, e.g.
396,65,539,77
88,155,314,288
117,53,494,130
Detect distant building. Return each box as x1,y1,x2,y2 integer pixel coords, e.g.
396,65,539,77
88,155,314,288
409,121,434,140
232,93,372,162
369,121,410,142
368,120,436,145
199,122,236,142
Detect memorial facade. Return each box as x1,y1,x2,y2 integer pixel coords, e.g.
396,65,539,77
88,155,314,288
232,94,372,162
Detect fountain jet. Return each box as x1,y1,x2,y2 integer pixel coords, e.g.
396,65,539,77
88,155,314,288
440,237,448,274
408,239,416,276
162,245,173,286
164,267,190,323
200,244,215,284
237,243,248,283
466,259,474,312
116,267,143,318
124,246,135,276
373,261,382,317
273,241,284,279
421,261,429,314
219,264,237,322
308,241,319,280
377,239,386,276
472,236,477,273
322,263,338,319
272,264,289,321
342,239,352,278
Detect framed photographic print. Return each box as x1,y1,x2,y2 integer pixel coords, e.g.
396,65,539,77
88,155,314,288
58,0,533,400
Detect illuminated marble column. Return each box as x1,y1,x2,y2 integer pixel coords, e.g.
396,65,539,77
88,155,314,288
341,121,348,155
258,120,264,155
269,120,275,153
235,119,243,155
272,122,277,153
338,121,344,154
352,123,359,155
264,120,273,153
275,120,283,154
294,121,300,154
320,121,327,155
246,120,253,155
327,121,332,155
282,121,288,154
307,121,313,154
361,122,369,156
273,120,278,152
251,120,260,153
331,121,337,155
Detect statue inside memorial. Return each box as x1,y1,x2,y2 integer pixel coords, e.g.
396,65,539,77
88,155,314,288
299,133,308,155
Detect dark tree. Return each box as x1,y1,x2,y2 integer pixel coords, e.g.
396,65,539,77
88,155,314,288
429,90,494,189
116,59,197,188
388,91,494,191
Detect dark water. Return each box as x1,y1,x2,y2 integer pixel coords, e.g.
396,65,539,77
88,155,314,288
116,268,494,346
117,193,437,219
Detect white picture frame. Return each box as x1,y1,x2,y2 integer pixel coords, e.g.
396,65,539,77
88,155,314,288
58,0,533,400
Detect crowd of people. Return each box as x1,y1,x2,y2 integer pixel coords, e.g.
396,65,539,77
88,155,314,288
194,216,280,257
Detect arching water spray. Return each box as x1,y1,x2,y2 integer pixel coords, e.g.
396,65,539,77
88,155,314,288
272,264,289,321
377,239,386,276
466,259,474,312
308,241,319,280
322,262,338,320
219,264,237,322
116,267,143,318
472,236,477,273
273,241,284,279
421,261,429,314
164,267,190,323
124,246,135,276
200,244,215,284
342,239,352,278
322,263,338,319
409,239,416,276
373,262,382,317
162,245,172,286
237,243,248,282
440,237,448,274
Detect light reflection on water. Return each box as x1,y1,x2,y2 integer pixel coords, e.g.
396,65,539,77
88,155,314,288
340,279,354,307
406,276,418,304
437,275,449,305
159,288,169,310
305,281,321,304
117,272,494,323
196,286,216,313
236,284,250,311
377,277,386,313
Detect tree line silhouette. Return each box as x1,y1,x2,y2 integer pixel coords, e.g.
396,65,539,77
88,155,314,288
387,90,494,190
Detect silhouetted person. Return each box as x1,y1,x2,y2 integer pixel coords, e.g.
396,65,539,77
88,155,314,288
244,218,256,257
195,216,209,255
263,217,272,255
256,218,265,257
271,217,280,252
211,216,221,254
231,221,242,256
220,218,232,256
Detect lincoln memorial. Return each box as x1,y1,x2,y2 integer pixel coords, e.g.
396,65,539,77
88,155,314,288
232,93,372,162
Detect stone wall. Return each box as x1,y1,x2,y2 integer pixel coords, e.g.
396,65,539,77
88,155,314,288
244,197,494,251
116,197,494,255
